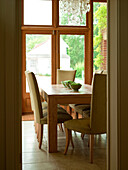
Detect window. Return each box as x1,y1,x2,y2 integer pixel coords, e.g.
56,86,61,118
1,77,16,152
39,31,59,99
22,0,93,112
25,34,52,92
60,34,85,84
59,0,87,26
93,2,107,72
24,0,52,25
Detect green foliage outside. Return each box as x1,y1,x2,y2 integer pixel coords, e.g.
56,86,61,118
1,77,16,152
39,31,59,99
60,3,107,77
74,62,84,79
26,35,49,52
61,34,84,72
37,73,51,76
60,12,86,26
93,3,107,70
26,3,107,78
60,12,85,79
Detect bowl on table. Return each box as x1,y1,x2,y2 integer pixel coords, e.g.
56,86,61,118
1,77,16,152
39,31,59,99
61,81,67,87
62,80,74,89
70,82,82,91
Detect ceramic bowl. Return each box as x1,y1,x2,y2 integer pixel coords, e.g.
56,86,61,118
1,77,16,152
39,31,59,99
70,83,82,91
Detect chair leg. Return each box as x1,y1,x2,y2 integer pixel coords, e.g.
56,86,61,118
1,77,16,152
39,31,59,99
35,121,37,133
90,135,94,163
64,128,72,155
88,135,90,147
99,134,101,141
38,124,43,149
69,107,72,115
70,130,74,148
81,133,85,140
64,105,67,111
37,123,39,142
75,111,78,119
58,123,64,132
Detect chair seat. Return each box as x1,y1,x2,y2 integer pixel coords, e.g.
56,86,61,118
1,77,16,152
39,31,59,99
69,104,90,117
64,118,106,135
42,101,48,109
82,109,90,118
42,101,63,109
64,118,91,134
40,103,72,124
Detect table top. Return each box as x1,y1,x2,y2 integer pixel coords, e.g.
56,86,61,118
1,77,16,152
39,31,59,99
40,84,92,96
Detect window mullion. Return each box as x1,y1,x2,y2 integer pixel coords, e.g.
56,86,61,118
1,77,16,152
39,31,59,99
53,0,59,28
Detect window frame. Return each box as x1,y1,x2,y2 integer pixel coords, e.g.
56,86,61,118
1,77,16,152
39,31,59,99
22,0,93,113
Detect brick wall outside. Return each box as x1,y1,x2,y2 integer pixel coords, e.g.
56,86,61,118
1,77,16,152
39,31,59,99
101,39,107,70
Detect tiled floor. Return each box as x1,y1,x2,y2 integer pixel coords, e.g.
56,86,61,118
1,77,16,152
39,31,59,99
22,121,107,170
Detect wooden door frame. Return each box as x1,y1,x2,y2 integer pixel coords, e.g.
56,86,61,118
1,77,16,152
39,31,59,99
3,0,128,170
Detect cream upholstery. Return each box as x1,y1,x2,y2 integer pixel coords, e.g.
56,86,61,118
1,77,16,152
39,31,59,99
65,74,107,133
25,71,35,112
90,74,107,133
64,74,107,163
69,70,105,118
25,71,72,148
69,104,90,118
57,69,76,84
57,69,76,109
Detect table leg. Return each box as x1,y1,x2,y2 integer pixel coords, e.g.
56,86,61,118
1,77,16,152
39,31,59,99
47,96,57,153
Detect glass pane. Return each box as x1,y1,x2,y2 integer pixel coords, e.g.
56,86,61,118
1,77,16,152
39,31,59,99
26,34,51,92
24,0,52,25
59,1,89,26
60,35,85,84
93,2,107,73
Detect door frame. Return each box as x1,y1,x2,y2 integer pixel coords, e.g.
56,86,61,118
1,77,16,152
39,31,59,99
2,0,128,169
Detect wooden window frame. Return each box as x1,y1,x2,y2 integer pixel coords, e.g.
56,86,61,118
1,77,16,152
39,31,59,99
22,0,93,113
93,0,107,2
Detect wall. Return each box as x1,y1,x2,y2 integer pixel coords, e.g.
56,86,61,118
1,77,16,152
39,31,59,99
0,0,22,169
108,0,128,169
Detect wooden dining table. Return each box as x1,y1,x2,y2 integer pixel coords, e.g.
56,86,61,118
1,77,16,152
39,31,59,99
39,84,92,153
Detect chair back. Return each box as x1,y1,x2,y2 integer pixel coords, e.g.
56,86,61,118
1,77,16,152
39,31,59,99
91,70,104,85
57,69,76,84
90,74,107,133
25,71,34,112
25,71,43,123
103,70,107,74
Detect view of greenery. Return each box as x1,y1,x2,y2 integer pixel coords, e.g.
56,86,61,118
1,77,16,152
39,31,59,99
93,3,107,70
26,34,49,53
60,2,107,77
61,34,84,78
59,11,86,26
26,3,107,79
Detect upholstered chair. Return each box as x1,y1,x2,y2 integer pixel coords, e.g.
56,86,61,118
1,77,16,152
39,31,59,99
69,70,104,119
25,71,72,149
56,69,76,130
64,74,107,163
57,69,76,110
57,69,76,84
